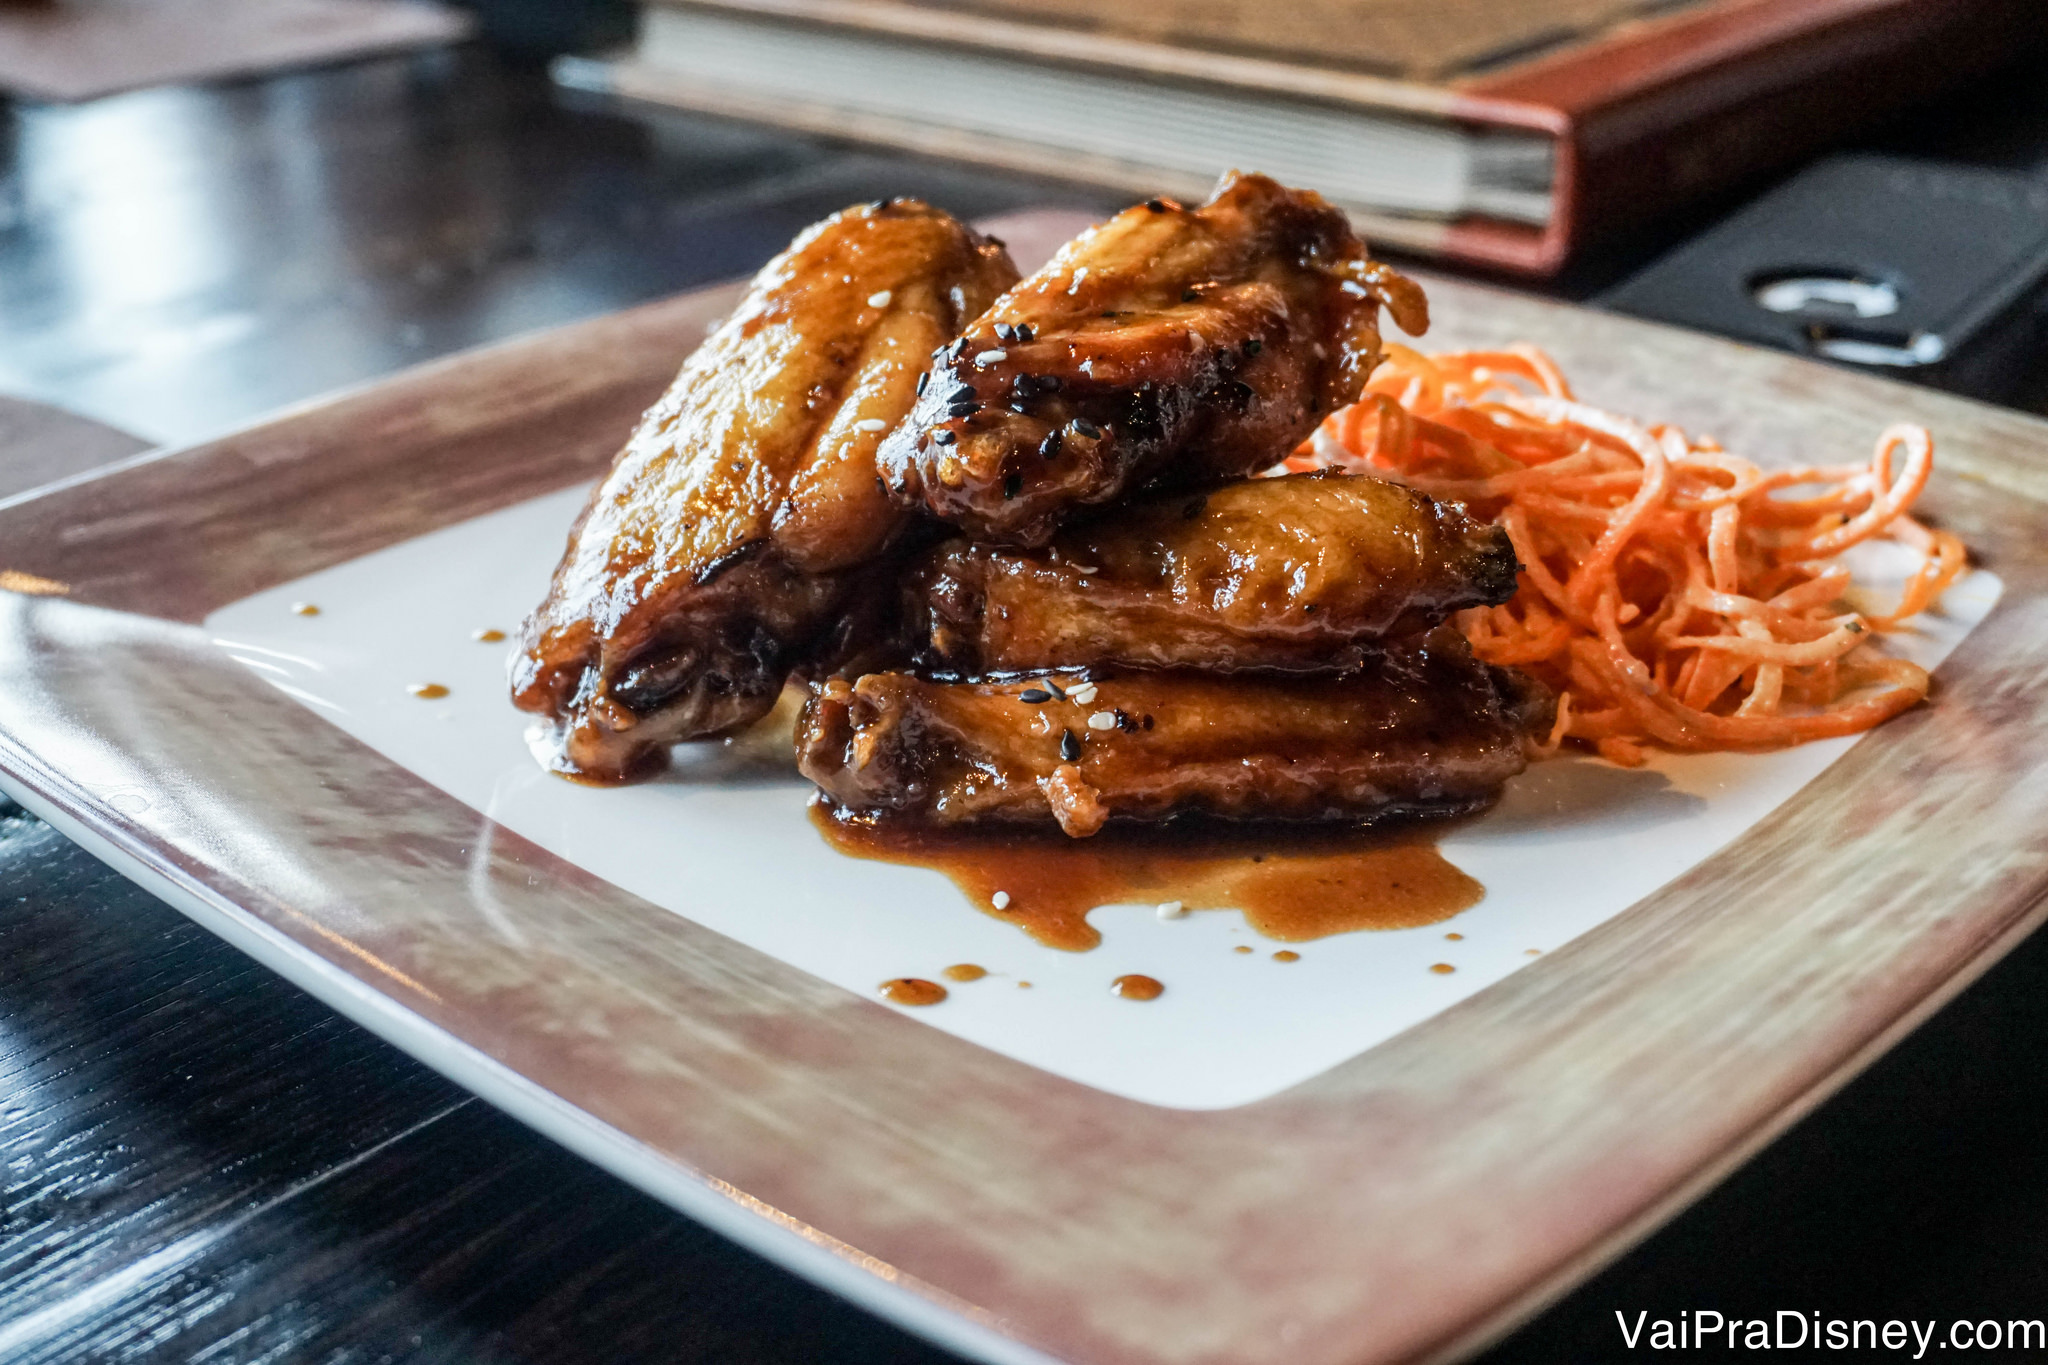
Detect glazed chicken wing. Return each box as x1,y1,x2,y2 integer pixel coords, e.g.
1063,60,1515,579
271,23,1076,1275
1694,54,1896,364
904,471,1517,675
512,199,1018,781
797,628,1552,837
876,171,1428,547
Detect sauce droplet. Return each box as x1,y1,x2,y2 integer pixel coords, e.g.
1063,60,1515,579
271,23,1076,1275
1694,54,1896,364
1444,932,1464,941
408,683,450,699
1233,944,1254,954
1525,948,1542,956
473,627,506,642
880,977,947,1005
1272,950,1300,962
941,963,987,982
292,602,320,616
1429,962,1456,975
1017,980,1033,989
1110,974,1163,1000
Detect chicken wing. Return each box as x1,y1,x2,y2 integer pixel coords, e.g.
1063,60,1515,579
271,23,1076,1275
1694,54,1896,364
797,628,1551,837
512,199,1018,781
904,471,1517,675
876,171,1428,546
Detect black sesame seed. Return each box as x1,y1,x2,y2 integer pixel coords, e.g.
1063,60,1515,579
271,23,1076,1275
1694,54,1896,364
1181,289,1199,302
985,235,1006,249
1011,374,1037,397
947,398,979,417
947,338,968,359
916,372,929,396
1060,728,1082,761
1019,688,1051,703
1014,323,1035,343
1141,714,1155,730
1146,198,1168,213
933,429,957,445
1072,418,1102,439
1037,374,1062,391
1114,708,1139,733
1004,472,1022,499
867,198,888,211
1045,680,1066,699
1038,430,1064,460
1100,311,1121,319
1244,338,1264,356
993,322,1016,343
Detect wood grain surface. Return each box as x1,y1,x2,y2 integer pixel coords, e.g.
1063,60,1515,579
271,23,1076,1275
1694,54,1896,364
5,223,2048,1365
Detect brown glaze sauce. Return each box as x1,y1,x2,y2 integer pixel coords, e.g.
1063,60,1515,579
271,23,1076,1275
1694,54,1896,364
880,977,947,1005
1272,950,1301,962
408,682,450,699
1111,974,1164,1000
473,627,507,643
291,602,320,616
941,963,988,982
813,804,1482,951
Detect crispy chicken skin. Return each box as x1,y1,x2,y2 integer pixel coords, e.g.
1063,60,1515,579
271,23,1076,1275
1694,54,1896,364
904,471,1518,675
512,199,1018,781
876,171,1428,547
797,628,1552,837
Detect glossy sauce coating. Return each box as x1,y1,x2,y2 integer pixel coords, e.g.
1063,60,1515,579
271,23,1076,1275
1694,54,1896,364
815,803,1482,951
513,198,1017,782
904,472,1518,675
798,626,1550,837
878,171,1428,546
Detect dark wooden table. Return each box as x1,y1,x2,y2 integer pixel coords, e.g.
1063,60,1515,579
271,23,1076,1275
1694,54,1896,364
5,43,2048,1365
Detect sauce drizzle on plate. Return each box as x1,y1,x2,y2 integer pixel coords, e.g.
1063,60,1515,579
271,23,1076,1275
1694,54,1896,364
814,803,1482,950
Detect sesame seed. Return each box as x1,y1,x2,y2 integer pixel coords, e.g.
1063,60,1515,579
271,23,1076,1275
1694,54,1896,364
1087,710,1116,730
1072,564,1099,576
933,429,956,445
1060,728,1081,761
992,891,1011,910
993,322,1016,342
853,418,886,432
1072,418,1102,439
1182,288,1199,302
1038,430,1063,460
916,372,929,395
867,290,893,307
946,398,979,417
1243,338,1263,356
1044,679,1066,699
1069,682,1099,704
974,349,1007,366
1146,198,1168,212
1003,472,1022,499
1157,900,1187,920
1014,323,1035,342
1018,688,1052,703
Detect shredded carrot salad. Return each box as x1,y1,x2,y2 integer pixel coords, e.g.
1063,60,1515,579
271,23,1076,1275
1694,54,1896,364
1284,344,1969,766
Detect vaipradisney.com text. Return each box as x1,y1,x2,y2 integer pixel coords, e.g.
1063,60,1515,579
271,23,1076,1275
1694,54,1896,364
1617,1311,2045,1355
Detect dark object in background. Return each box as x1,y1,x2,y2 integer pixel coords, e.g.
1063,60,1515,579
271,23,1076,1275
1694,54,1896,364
458,0,634,55
1599,154,2048,405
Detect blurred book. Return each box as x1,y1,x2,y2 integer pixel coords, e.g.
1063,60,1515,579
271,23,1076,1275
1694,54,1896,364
557,0,2038,275
0,0,473,102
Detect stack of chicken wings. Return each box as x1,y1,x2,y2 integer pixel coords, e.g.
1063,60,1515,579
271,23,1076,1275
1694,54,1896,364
514,173,1553,835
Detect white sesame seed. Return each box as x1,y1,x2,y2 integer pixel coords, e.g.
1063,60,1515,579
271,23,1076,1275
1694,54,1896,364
1069,683,1099,704
853,418,886,432
1087,710,1116,730
973,349,1008,366
867,290,892,307
992,890,1011,910
1073,564,1099,575
1156,900,1187,920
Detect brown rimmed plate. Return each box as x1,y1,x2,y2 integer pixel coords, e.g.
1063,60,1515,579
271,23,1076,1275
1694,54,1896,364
3,211,2047,1365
